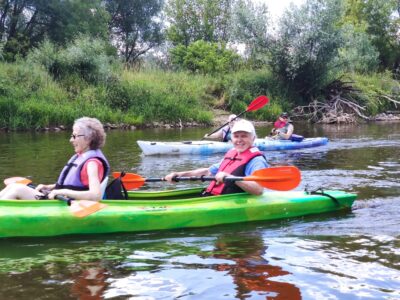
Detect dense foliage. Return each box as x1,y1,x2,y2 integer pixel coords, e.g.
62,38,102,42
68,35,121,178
170,40,241,74
269,0,345,103
165,0,233,46
105,0,164,65
0,0,399,129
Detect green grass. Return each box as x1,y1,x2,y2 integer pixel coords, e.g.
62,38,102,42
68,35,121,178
0,61,398,131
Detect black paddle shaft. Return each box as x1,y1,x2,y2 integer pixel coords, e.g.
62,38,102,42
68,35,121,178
27,183,73,205
202,113,244,139
145,176,244,183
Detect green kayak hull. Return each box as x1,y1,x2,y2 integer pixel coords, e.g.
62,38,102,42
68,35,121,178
0,188,356,238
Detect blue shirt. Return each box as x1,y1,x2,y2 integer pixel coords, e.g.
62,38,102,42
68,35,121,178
209,155,269,176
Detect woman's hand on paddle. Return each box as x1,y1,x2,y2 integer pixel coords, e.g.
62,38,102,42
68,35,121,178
35,183,55,193
47,189,68,200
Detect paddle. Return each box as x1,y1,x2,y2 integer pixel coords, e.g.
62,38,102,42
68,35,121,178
3,177,106,218
202,95,269,140
113,166,301,191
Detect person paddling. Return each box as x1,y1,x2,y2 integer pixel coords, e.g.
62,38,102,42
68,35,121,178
268,112,294,140
203,114,238,142
0,117,110,201
166,119,269,196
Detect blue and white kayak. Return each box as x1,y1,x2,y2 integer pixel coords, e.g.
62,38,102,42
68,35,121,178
137,137,329,156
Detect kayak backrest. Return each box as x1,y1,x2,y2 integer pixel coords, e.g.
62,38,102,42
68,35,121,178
100,177,109,199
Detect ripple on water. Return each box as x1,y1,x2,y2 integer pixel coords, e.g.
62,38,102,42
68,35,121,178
328,138,400,150
264,237,400,300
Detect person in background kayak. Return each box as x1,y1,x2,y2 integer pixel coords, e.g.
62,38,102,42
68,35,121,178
0,117,110,201
203,114,238,142
268,112,294,140
166,119,268,196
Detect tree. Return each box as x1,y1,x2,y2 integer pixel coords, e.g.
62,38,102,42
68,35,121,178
0,0,109,61
27,36,116,84
230,0,270,67
269,0,344,102
337,23,379,73
165,0,233,46
343,0,400,72
170,40,240,74
105,0,164,65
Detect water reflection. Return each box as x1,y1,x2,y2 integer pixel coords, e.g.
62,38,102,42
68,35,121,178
70,263,108,300
209,233,301,299
1,122,400,299
0,221,398,299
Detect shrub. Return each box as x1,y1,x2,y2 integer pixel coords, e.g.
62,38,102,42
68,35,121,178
105,70,213,124
170,41,241,75
27,36,117,85
223,69,290,121
346,71,400,115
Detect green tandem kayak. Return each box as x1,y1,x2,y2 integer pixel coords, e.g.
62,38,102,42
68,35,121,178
0,188,356,238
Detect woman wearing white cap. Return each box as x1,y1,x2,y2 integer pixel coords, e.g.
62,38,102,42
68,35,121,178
203,114,238,142
165,120,268,196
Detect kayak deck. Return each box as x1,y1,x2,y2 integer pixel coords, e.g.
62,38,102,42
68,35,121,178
137,137,329,155
0,188,356,238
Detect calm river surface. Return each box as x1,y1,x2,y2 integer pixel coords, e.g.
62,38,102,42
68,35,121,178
0,122,399,299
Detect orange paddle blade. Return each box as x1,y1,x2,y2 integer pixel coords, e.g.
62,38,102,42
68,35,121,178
112,172,146,189
245,166,301,191
70,200,108,218
4,177,32,186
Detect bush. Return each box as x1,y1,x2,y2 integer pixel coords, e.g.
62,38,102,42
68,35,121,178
223,69,290,121
27,36,117,85
170,41,241,75
346,71,400,115
105,70,214,124
269,0,344,103
337,24,379,74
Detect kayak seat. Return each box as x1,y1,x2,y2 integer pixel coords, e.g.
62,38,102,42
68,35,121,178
290,134,304,142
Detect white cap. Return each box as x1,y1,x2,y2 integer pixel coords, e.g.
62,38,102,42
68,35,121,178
231,119,256,136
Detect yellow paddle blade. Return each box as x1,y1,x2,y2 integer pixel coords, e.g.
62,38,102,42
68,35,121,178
70,200,107,218
4,177,32,186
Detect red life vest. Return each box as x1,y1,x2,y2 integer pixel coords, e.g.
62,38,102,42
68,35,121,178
204,147,263,195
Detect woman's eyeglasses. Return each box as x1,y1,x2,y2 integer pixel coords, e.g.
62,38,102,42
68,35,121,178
70,134,85,139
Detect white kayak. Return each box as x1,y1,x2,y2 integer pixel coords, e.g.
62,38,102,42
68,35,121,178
137,137,329,156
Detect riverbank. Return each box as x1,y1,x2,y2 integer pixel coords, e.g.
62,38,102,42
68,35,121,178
2,110,399,133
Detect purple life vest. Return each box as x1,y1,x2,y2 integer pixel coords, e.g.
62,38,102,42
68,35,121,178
55,149,110,191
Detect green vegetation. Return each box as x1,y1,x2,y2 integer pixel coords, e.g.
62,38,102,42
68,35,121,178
0,0,399,130
170,40,241,74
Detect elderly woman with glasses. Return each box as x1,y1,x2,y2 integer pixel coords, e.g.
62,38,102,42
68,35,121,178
0,117,110,201
268,112,294,140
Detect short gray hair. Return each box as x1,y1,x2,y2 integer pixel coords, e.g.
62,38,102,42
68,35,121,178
74,117,106,149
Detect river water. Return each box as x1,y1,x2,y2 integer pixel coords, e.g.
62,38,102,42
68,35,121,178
0,122,399,299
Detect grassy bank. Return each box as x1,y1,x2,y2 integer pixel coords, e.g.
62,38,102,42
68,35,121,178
0,61,398,131
0,63,216,130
